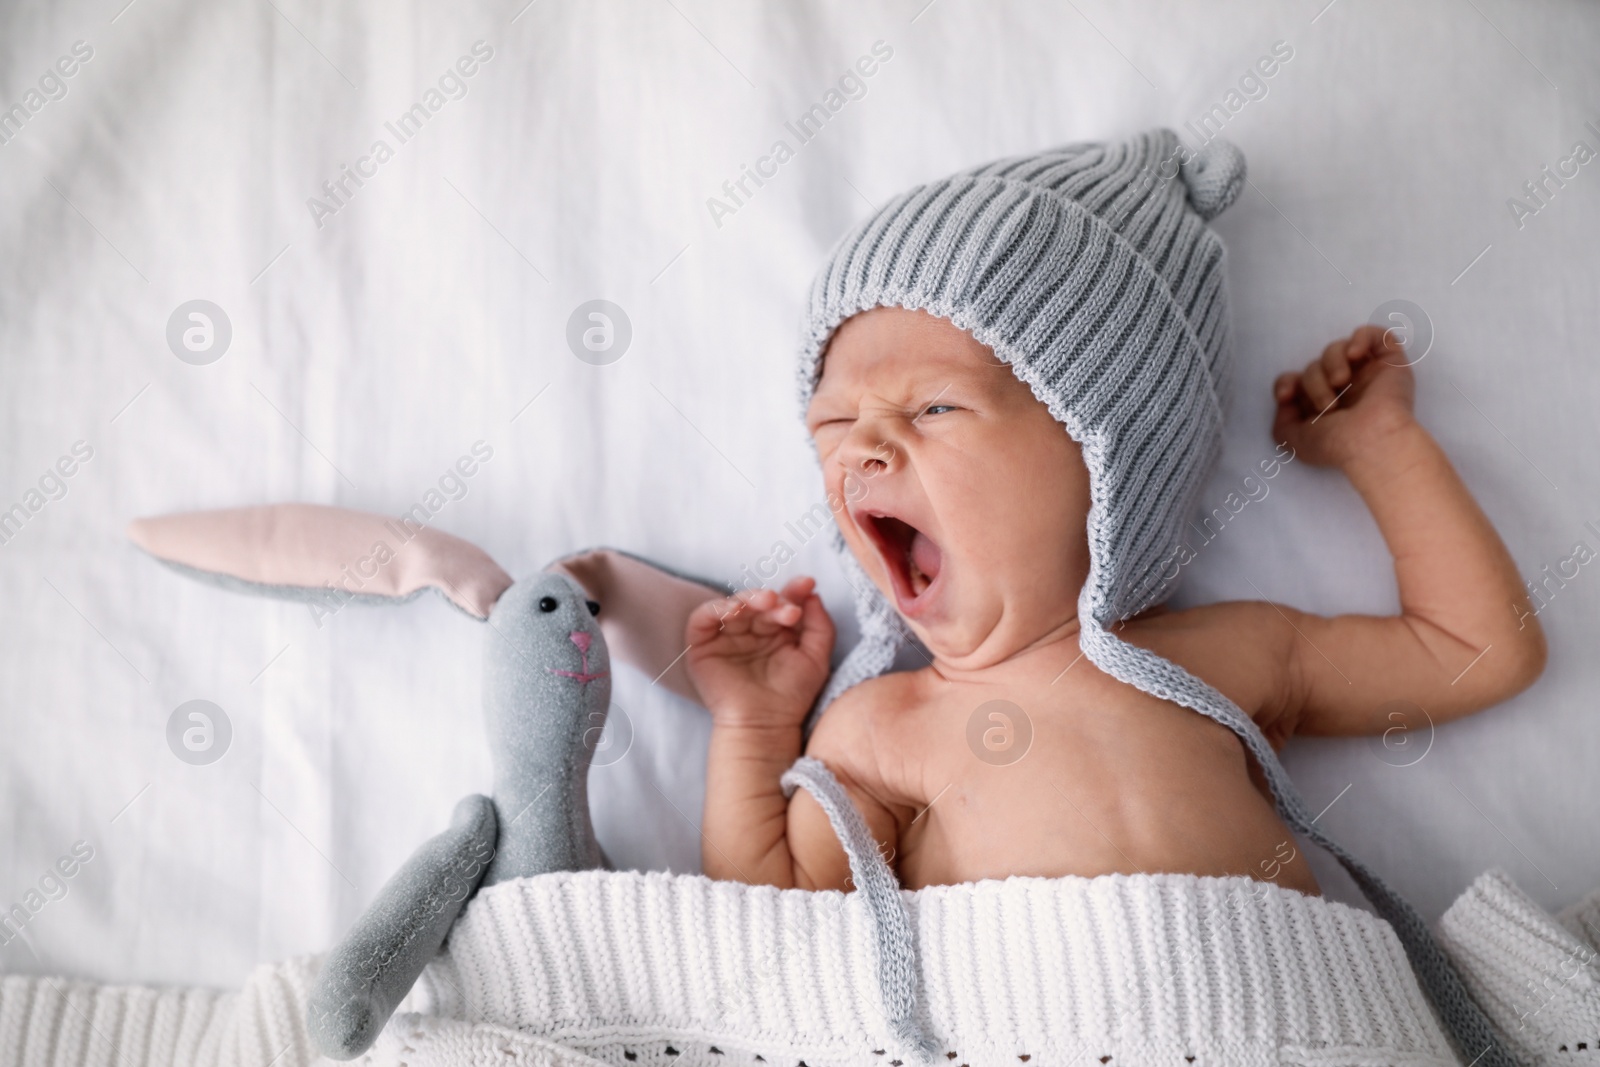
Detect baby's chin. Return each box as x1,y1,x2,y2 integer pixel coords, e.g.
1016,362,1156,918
862,564,989,657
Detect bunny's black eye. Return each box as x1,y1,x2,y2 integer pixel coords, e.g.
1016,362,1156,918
586,600,601,617
537,596,559,613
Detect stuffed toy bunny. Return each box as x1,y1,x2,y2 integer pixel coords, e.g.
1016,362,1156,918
127,504,731,1060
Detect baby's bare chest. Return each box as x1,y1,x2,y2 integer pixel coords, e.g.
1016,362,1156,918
863,679,1314,892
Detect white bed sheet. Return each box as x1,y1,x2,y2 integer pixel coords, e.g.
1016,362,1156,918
2,0,1598,989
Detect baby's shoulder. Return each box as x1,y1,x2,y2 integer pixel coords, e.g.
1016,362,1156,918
802,670,925,782
806,675,934,809
807,670,911,741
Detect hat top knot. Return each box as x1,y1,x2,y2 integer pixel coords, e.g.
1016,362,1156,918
1179,137,1247,221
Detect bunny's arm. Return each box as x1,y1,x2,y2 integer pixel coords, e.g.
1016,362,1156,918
306,794,497,1060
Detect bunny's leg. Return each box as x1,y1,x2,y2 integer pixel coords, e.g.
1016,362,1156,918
306,794,497,1060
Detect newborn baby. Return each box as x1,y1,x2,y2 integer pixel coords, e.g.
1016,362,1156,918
689,309,1546,897
685,131,1548,905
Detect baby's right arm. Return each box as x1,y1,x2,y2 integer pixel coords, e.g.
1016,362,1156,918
688,580,865,890
1267,325,1547,730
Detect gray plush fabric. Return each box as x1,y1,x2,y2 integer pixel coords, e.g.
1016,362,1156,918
481,572,611,883
309,572,612,1057
304,571,610,1058
151,551,614,1060
791,126,1518,1067
305,794,498,1057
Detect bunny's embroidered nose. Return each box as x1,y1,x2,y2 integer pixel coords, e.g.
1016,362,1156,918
548,629,606,683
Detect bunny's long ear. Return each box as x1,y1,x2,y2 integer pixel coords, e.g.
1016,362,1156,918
548,548,732,708
127,504,513,620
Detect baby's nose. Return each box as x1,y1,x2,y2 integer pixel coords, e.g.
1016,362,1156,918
569,631,591,654
841,427,899,475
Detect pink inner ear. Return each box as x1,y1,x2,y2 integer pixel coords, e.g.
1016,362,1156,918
127,504,513,619
549,549,724,709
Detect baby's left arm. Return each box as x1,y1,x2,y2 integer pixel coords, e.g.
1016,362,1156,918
1265,325,1547,736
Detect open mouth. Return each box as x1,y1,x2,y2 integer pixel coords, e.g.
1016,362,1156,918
855,509,944,613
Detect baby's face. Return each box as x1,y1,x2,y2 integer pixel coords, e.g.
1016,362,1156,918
806,307,1092,668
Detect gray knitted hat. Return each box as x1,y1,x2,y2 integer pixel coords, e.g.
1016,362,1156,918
795,127,1520,1067
798,126,1241,717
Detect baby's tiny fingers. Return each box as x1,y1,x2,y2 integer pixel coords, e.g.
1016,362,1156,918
1271,392,1301,443
1349,324,1405,368
1273,372,1299,403
687,596,743,642
1374,323,1409,363
1320,338,1353,389
747,602,803,637
779,575,816,604
1301,359,1337,413
714,588,776,624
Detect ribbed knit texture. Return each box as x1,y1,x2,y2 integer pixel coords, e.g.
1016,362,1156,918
797,126,1239,722
790,125,1522,1067
0,956,318,1067
0,955,610,1067
20,865,1600,1067
1438,868,1600,1067
429,867,1461,1067
1558,883,1600,956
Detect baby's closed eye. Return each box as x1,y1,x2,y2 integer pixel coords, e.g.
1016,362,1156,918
807,419,853,447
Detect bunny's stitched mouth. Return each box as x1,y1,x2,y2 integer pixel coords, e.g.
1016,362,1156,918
547,630,608,684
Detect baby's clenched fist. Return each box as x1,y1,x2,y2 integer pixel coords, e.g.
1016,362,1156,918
1272,323,1418,468
685,576,835,729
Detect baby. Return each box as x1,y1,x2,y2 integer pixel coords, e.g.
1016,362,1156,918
685,130,1548,905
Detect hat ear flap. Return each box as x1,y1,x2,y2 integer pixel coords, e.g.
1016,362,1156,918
127,504,513,620
547,548,731,707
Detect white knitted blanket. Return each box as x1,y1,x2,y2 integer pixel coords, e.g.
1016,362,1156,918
17,865,1582,1067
